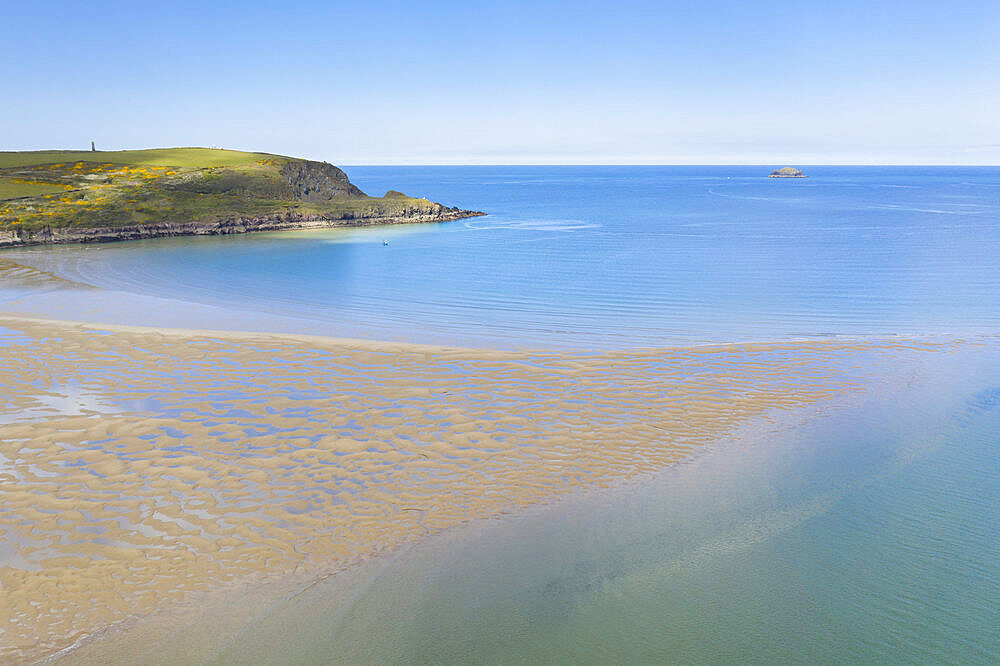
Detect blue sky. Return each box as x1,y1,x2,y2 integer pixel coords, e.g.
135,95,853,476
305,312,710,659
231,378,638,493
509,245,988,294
4,1,998,164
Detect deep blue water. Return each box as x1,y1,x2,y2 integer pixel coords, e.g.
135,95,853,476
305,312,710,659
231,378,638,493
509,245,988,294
3,166,1000,347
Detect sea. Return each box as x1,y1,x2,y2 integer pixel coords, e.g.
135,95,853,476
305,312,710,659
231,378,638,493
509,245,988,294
2,166,998,663
3,166,1000,349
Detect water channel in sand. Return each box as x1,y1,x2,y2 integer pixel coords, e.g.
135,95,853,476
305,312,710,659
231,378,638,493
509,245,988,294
0,316,978,662
214,345,999,665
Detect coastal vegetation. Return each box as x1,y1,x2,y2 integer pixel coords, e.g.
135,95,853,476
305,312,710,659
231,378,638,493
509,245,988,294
0,148,481,245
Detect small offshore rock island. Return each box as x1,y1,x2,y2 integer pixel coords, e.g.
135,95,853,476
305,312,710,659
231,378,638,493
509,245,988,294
0,147,485,247
769,166,807,178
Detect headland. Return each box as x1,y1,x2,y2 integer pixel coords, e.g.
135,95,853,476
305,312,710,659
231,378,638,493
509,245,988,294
0,148,484,248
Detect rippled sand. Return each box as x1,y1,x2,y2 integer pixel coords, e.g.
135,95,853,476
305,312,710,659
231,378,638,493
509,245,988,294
0,316,961,662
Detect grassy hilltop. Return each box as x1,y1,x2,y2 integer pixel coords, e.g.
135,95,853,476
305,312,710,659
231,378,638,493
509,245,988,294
0,148,479,241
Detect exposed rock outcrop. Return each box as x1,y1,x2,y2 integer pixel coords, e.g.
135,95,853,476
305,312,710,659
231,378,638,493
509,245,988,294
280,160,367,201
0,207,485,248
769,167,806,178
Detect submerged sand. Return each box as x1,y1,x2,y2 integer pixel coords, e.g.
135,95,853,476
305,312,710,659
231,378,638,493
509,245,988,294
0,316,964,662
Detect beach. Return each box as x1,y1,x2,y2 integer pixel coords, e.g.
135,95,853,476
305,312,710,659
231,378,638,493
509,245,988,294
0,314,966,662
2,166,999,662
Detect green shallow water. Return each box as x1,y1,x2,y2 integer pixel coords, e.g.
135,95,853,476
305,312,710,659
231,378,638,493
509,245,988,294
210,347,1000,664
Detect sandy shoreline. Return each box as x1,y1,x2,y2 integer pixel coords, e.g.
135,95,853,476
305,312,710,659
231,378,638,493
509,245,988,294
0,314,963,662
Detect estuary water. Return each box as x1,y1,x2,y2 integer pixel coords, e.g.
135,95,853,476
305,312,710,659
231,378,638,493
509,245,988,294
2,166,999,348
211,345,1000,665
2,167,999,663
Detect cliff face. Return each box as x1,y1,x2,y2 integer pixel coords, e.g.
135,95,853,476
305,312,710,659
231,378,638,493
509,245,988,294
280,160,367,201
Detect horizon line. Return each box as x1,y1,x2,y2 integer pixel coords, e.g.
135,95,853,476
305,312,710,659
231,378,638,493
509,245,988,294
3,147,997,168
340,163,1000,167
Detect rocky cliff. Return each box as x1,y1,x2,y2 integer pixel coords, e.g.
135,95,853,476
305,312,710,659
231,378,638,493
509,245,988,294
280,160,367,201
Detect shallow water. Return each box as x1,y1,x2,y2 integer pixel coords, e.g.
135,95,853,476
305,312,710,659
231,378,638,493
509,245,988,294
211,346,1000,665
6,320,920,661
3,166,1000,348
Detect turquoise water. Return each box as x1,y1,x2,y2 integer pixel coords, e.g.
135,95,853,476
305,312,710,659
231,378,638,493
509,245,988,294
3,166,1000,347
211,347,1000,664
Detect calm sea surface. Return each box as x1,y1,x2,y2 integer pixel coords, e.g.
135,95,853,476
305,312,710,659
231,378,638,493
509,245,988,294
213,346,1000,664
2,167,998,663
3,166,999,348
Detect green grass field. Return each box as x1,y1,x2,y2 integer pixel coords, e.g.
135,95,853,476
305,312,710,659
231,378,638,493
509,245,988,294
0,147,286,169
0,148,446,232
0,180,69,199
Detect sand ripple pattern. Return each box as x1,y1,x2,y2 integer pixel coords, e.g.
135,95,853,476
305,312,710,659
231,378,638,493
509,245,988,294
0,318,954,661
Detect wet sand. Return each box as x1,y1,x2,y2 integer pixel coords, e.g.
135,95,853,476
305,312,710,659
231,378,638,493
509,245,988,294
0,315,964,662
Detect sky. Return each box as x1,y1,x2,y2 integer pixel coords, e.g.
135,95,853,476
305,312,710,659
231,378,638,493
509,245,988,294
4,1,999,164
